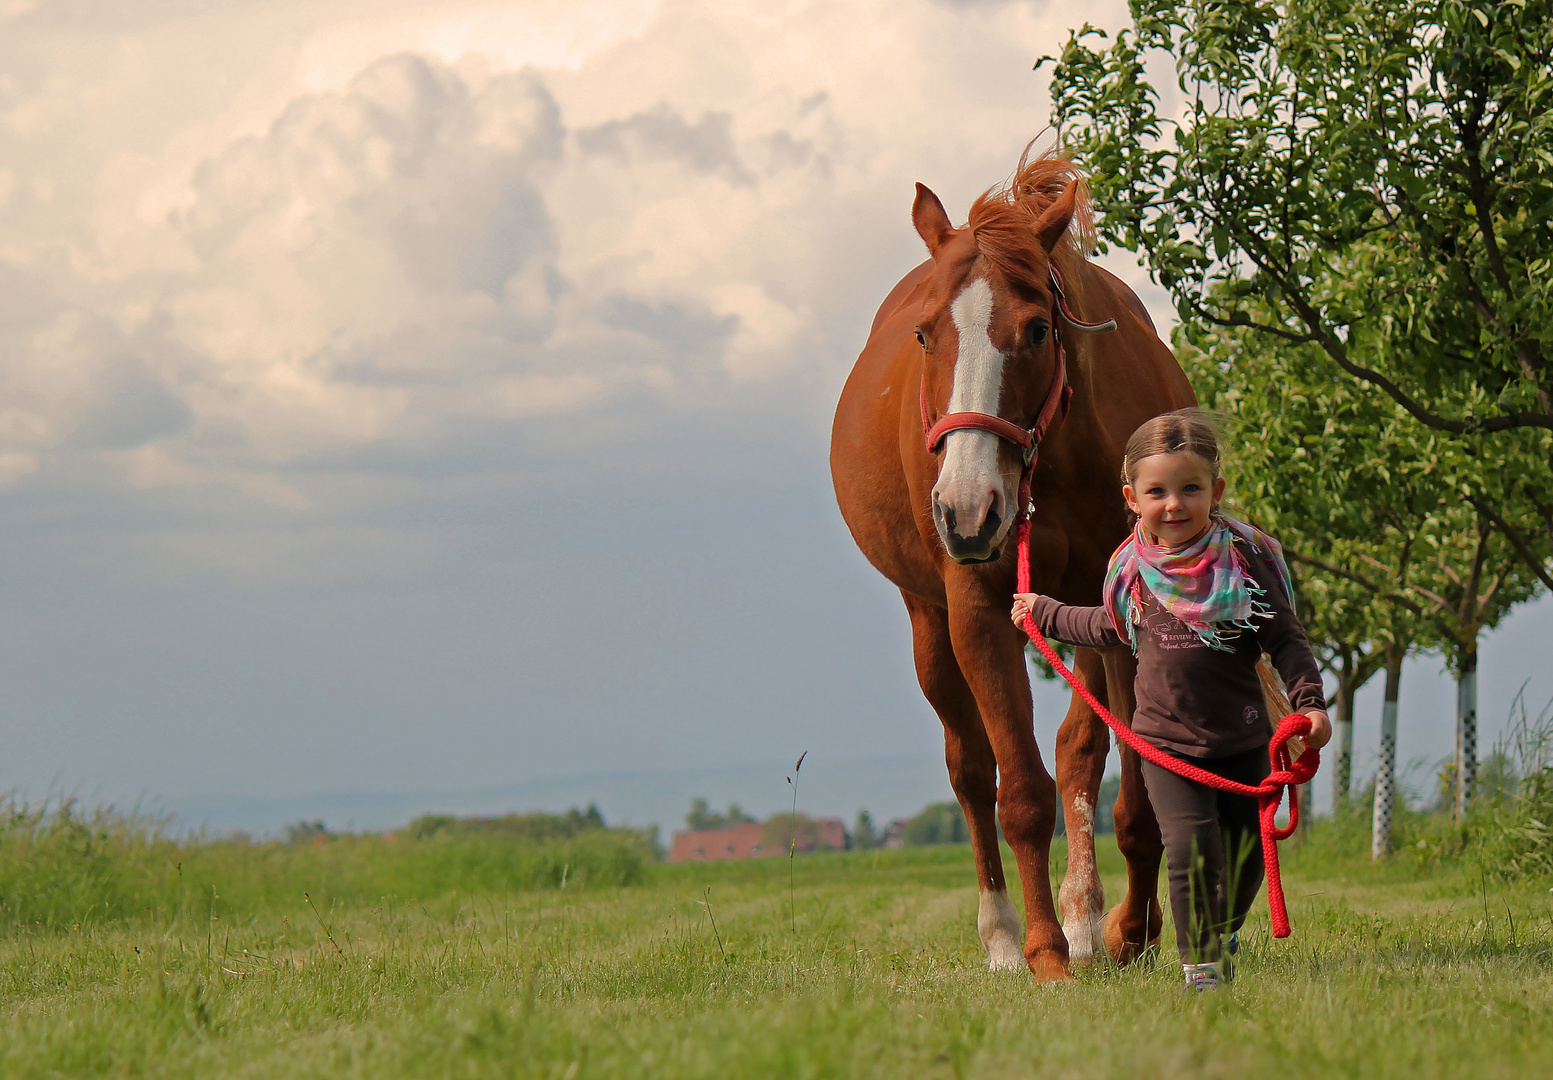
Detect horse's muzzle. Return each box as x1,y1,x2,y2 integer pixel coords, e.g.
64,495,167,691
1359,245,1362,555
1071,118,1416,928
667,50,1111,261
935,502,1004,563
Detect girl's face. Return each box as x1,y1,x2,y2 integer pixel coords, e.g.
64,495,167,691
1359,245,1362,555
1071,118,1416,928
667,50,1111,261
1122,452,1225,547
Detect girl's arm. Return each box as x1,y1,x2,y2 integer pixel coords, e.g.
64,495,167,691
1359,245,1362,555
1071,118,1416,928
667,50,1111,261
1011,594,1122,649
1246,550,1328,725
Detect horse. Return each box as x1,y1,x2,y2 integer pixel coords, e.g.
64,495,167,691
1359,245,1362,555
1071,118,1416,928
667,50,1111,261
829,148,1196,979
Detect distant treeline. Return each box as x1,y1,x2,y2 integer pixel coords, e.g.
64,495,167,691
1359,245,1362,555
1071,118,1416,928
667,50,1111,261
679,780,1126,854
847,777,1123,850
0,801,657,934
401,804,658,848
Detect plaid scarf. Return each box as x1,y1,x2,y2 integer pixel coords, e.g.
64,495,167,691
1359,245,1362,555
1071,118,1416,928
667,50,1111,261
1102,516,1292,654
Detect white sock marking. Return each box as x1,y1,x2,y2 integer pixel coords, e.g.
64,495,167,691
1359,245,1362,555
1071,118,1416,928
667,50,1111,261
978,887,1024,971
1058,794,1107,965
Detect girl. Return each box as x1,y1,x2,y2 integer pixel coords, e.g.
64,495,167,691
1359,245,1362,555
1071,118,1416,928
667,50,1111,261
1011,409,1331,992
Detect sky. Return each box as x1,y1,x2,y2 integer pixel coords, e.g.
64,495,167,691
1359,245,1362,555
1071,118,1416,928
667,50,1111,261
0,0,1547,836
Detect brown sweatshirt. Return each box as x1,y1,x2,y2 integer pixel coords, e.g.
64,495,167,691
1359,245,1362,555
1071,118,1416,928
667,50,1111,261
1029,539,1326,759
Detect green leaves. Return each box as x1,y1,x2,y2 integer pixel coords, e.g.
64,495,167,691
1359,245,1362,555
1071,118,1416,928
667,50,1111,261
1045,0,1553,432
1179,287,1548,667
1043,0,1553,601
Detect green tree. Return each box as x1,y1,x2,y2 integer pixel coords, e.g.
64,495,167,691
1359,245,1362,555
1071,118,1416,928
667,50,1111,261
901,802,970,847
761,813,827,852
1184,296,1547,835
1307,640,1386,807
406,805,612,842
684,800,755,832
1043,0,1553,589
850,809,879,850
1409,509,1544,814
1183,317,1432,852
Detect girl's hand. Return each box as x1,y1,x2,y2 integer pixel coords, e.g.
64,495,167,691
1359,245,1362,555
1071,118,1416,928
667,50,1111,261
1302,709,1332,750
1010,593,1041,628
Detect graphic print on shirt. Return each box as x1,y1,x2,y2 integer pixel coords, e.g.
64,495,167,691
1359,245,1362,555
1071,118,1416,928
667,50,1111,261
1144,599,1244,652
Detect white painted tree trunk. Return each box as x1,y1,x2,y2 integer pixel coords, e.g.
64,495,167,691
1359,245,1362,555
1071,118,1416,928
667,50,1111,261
1331,650,1363,808
1371,652,1403,860
1454,655,1478,819
1334,716,1354,806
1372,699,1399,859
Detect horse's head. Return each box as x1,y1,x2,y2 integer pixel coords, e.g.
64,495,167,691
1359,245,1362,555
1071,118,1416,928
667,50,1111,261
911,160,1086,564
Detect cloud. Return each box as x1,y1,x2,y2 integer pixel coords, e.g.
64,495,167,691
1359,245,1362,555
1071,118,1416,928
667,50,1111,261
68,357,192,450
159,55,570,454
577,105,752,185
0,0,1150,540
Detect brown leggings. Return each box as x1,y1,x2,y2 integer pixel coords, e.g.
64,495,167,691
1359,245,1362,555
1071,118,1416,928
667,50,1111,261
1140,744,1270,963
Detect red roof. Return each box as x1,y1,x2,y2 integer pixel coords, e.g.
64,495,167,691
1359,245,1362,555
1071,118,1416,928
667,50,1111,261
667,818,847,863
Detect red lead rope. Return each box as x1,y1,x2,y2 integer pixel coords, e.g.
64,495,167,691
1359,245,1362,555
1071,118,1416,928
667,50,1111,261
1013,511,1320,939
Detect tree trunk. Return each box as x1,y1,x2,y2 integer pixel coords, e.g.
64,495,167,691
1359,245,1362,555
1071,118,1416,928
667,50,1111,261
1454,645,1479,819
1371,647,1404,860
1333,650,1357,806
1453,516,1490,819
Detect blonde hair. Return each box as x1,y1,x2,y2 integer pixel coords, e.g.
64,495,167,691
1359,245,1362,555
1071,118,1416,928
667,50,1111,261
1121,408,1224,486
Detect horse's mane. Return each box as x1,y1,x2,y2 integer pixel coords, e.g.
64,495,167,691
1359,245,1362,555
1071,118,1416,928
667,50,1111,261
966,145,1094,304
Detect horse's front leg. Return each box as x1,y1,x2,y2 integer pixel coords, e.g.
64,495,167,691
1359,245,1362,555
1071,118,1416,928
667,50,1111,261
902,592,1023,971
1054,647,1110,966
947,586,1068,981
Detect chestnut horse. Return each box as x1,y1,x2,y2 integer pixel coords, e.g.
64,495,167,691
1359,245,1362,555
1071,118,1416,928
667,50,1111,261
830,150,1195,979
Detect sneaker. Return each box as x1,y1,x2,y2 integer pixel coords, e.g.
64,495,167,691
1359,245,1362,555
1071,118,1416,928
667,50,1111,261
1182,961,1222,993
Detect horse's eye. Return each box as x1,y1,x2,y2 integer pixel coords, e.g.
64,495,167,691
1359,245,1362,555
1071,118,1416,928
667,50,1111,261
1026,321,1049,348
914,328,927,347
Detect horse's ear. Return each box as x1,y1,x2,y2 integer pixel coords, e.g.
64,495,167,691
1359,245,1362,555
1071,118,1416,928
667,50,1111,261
912,183,955,256
1034,180,1078,253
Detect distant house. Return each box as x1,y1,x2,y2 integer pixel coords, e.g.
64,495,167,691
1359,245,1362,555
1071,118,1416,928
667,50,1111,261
668,818,847,863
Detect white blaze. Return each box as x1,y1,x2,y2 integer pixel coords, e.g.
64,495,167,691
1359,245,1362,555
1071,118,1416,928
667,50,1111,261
933,277,1010,539
947,278,1004,416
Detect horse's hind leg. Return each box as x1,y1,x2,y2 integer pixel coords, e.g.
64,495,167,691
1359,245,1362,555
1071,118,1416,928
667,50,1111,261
1054,647,1109,966
902,592,1023,971
1099,647,1165,964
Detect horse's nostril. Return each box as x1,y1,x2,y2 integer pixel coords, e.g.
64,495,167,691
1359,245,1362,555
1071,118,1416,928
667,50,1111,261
983,507,1002,545
941,504,958,533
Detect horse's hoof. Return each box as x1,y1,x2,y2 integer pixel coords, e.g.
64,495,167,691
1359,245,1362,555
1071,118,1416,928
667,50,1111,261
1100,903,1151,967
1026,949,1074,982
1063,907,1107,967
985,941,1026,972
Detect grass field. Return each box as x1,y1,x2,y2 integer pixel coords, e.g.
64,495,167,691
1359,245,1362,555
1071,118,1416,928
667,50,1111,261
1,815,1550,1079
